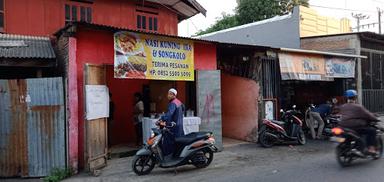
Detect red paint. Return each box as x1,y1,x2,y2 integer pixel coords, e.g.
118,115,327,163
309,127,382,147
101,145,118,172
71,26,217,167
68,37,79,172
221,73,259,141
4,0,178,36
194,42,217,70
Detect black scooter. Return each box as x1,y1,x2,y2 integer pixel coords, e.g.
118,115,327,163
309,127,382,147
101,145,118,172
331,122,384,167
132,122,217,175
259,105,306,148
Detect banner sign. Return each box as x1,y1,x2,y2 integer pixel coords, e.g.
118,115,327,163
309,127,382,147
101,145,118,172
114,31,194,81
278,52,355,81
325,58,355,78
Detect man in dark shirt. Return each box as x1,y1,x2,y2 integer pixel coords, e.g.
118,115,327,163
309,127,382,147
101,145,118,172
339,89,380,154
309,102,331,139
159,88,184,156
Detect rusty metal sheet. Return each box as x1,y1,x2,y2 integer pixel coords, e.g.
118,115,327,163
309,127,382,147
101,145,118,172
26,77,65,177
197,70,223,151
0,77,65,177
0,79,29,177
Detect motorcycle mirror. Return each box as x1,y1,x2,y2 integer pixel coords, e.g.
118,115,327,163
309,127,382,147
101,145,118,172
171,122,176,127
280,109,284,113
292,105,296,109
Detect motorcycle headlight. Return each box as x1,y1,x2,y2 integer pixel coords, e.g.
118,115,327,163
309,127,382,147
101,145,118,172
152,135,161,148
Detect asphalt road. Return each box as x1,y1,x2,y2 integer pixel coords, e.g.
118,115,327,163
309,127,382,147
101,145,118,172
63,139,384,182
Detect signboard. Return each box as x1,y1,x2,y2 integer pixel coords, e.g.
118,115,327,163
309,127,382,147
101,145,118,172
85,85,109,120
278,52,355,81
265,100,274,120
325,58,355,78
114,31,194,81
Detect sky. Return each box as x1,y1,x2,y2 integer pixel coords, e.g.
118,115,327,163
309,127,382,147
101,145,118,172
178,0,384,37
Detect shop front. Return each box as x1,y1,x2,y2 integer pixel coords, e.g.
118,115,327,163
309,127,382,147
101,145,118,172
56,22,222,172
263,49,366,120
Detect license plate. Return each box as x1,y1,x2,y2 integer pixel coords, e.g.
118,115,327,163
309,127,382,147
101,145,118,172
330,136,345,143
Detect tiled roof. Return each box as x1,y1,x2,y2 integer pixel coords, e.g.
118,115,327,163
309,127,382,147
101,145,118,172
0,34,56,59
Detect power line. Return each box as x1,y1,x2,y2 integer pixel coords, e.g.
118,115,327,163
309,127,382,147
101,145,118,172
310,5,376,13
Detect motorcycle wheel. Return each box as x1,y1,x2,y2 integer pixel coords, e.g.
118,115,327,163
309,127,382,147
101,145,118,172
259,127,276,148
132,155,156,175
373,137,383,160
297,128,306,145
336,144,353,167
193,149,214,168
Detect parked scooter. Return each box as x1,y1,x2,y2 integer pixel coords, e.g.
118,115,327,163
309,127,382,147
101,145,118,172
259,105,306,147
331,122,384,167
132,121,217,175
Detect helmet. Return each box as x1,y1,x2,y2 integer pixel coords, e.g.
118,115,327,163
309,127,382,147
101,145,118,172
344,89,357,98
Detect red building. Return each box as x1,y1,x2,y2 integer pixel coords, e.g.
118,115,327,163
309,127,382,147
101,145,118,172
2,0,205,36
1,0,220,176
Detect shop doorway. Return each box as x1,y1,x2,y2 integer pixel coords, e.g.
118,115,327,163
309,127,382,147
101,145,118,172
84,65,223,163
105,65,197,151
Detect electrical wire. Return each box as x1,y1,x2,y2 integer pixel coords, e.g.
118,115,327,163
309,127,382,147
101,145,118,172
310,4,376,13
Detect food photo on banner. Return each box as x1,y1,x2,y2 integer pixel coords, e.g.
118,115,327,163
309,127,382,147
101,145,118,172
114,31,194,81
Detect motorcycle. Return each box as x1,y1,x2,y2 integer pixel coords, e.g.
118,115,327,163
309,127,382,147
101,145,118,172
331,122,384,167
259,105,306,148
132,121,217,175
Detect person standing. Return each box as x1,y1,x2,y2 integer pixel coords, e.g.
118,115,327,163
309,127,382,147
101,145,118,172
133,92,144,146
159,88,184,156
309,102,331,139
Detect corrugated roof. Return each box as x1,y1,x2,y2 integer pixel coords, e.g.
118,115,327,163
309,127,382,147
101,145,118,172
0,34,56,59
195,13,293,39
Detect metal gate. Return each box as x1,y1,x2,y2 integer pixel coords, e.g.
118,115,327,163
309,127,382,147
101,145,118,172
0,77,65,177
197,70,223,151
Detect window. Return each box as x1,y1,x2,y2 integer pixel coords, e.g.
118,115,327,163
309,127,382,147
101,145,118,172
136,14,158,32
71,5,78,21
149,17,153,30
80,7,86,21
137,15,141,29
154,17,158,31
65,3,92,24
65,4,71,22
142,16,146,29
86,7,92,22
0,0,4,32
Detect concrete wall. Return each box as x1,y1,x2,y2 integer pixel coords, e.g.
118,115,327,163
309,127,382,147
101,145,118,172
221,73,259,142
301,34,359,54
299,6,351,37
199,8,301,49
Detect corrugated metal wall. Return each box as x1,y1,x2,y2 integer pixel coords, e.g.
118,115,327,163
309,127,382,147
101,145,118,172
0,77,65,177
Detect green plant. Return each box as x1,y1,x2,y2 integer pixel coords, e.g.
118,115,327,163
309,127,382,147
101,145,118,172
43,168,73,182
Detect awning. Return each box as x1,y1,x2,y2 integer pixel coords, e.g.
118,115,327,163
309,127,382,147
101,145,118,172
0,34,56,59
0,34,56,67
278,51,357,81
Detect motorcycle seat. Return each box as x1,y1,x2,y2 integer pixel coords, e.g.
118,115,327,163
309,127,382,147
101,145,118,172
175,132,211,145
272,120,285,126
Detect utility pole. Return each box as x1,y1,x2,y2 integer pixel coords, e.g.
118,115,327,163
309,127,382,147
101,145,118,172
352,13,370,32
378,8,383,34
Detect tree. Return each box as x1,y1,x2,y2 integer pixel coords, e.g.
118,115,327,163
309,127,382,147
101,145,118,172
196,13,239,35
236,0,281,25
196,0,309,36
280,0,309,14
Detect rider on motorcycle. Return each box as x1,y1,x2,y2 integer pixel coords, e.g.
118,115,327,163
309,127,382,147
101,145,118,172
338,89,380,154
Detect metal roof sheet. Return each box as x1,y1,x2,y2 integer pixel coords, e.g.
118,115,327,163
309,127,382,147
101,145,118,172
0,34,56,59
